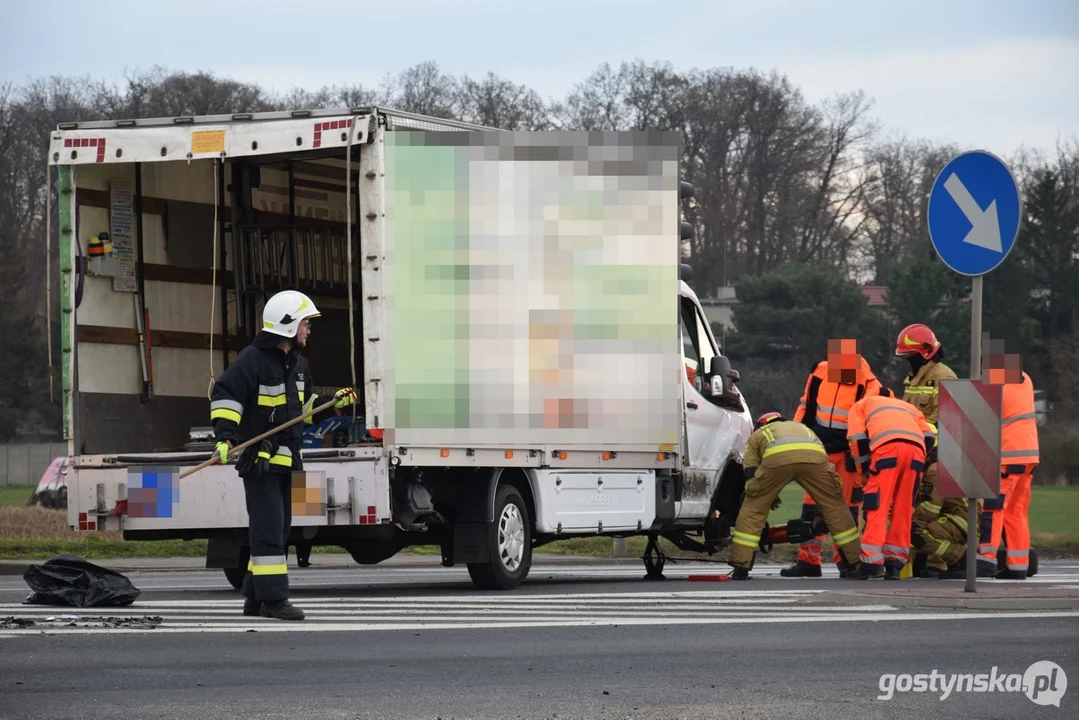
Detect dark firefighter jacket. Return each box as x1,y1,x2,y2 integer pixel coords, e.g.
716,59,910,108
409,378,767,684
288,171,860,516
209,331,323,475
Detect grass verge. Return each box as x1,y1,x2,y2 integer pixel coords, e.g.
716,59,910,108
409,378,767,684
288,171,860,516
1,485,1076,561
0,485,34,507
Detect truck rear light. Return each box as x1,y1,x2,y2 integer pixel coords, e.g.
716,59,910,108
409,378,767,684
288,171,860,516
77,512,96,531
440,448,450,458
505,450,514,459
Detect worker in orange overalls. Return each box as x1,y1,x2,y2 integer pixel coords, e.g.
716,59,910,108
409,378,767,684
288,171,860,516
846,388,936,580
782,339,882,578
896,323,959,575
974,358,1039,579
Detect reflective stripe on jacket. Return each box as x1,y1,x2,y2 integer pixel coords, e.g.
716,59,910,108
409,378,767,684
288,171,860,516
210,332,313,474
847,395,935,471
793,359,882,453
1001,371,1039,466
902,360,956,426
743,420,828,471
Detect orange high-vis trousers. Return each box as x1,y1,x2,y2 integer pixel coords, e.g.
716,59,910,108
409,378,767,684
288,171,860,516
977,465,1034,572
859,441,925,569
797,450,862,567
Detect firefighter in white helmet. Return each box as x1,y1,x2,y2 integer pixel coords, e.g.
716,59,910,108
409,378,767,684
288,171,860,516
209,290,356,621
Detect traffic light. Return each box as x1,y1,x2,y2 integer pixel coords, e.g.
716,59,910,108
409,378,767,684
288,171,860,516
679,181,695,242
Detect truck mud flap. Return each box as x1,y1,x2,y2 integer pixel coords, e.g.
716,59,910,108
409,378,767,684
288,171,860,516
450,472,495,564
655,472,676,522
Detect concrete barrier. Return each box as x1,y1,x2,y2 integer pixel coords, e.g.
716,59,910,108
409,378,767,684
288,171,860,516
0,443,68,487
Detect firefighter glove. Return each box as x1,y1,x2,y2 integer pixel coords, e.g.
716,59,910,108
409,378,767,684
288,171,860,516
214,440,232,465
253,439,274,477
917,480,933,502
334,387,357,409
236,439,275,478
771,497,782,511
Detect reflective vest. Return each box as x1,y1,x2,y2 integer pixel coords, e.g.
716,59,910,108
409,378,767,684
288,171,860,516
1001,371,1039,466
902,360,956,426
743,420,828,470
847,395,935,468
793,359,882,453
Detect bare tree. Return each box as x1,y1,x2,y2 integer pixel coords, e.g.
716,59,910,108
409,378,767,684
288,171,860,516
860,135,960,283
381,61,460,119
794,91,878,271
457,72,551,129
552,62,630,131
277,83,382,111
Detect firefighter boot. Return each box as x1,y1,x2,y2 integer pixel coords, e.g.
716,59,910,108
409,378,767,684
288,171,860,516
845,563,885,580
260,600,306,621
243,600,261,617
953,560,998,579
919,567,942,579
729,567,751,581
997,569,1028,580
884,563,902,581
780,561,822,578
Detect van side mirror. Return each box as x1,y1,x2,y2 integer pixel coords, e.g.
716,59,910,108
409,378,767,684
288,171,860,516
707,356,730,396
707,356,742,407
709,355,732,379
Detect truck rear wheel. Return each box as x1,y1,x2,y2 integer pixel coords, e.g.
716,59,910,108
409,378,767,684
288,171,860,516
223,546,250,591
467,484,532,590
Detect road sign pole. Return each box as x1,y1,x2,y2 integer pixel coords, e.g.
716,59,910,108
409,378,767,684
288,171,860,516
926,149,1019,593
965,275,984,593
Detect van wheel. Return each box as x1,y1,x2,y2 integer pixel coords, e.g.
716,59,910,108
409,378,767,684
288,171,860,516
223,568,245,591
467,484,532,590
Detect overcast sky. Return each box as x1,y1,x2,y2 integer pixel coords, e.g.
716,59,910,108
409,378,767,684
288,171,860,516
3,0,1076,156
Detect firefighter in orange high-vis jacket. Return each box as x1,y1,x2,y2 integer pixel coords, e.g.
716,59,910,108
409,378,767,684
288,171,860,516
782,339,882,578
845,389,936,580
974,366,1040,579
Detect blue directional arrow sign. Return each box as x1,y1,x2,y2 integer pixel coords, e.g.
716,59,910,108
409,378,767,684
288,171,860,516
927,150,1022,276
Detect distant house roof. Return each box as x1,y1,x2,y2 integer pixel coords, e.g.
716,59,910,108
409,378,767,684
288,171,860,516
862,286,889,307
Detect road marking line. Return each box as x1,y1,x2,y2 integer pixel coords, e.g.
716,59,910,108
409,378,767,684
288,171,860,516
3,610,1078,636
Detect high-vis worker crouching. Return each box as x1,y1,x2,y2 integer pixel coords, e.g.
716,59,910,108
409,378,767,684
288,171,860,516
846,389,935,580
728,413,862,580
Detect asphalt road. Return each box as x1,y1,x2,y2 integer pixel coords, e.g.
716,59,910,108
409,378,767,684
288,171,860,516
2,561,1078,719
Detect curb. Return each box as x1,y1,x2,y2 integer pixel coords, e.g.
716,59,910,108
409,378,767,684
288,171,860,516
0,553,640,577
814,586,1079,612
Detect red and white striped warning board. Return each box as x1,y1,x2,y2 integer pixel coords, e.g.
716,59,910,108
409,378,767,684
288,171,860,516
937,379,1002,498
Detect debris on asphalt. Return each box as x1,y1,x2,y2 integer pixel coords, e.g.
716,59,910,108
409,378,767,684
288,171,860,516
2,615,163,630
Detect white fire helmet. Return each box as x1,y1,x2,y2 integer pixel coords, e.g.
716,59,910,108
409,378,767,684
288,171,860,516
262,290,320,338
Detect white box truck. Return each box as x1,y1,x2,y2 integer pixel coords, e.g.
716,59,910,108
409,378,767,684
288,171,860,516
48,107,753,590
